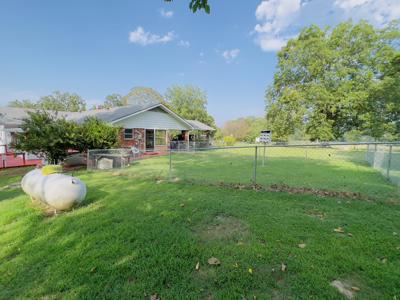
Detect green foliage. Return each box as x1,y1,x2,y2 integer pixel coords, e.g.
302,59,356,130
12,112,120,163
103,94,123,109
12,111,77,164
122,87,165,106
74,117,121,152
164,0,210,13
343,130,363,142
266,21,400,141
222,117,269,143
8,91,87,112
165,85,215,128
8,99,37,109
223,135,236,146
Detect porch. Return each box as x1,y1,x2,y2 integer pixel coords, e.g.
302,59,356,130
120,128,213,152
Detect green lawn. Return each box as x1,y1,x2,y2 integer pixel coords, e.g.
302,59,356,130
126,147,399,202
0,149,399,299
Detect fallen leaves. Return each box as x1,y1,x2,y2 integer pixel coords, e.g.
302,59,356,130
330,280,359,299
334,227,345,233
207,257,221,266
248,268,253,274
281,263,287,272
150,294,160,300
195,261,200,271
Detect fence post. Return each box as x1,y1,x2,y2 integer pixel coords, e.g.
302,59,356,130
262,144,266,166
386,145,392,179
253,146,258,185
169,147,172,180
86,151,90,170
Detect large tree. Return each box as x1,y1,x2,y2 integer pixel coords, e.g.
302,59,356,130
266,21,400,141
9,91,87,112
103,94,124,109
122,87,165,106
165,85,215,127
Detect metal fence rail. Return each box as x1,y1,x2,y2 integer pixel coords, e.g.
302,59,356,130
87,142,399,200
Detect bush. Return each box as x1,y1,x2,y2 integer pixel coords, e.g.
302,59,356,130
74,117,121,152
223,136,236,146
13,111,120,164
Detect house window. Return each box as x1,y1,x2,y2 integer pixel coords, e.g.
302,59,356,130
155,130,166,146
124,128,133,140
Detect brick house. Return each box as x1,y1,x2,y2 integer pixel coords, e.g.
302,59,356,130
0,102,214,154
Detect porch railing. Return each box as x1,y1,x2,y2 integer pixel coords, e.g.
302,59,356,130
169,141,212,151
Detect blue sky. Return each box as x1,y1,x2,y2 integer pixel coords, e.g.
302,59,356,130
0,0,399,125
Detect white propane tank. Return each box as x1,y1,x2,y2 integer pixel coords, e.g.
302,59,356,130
21,169,43,201
21,168,87,210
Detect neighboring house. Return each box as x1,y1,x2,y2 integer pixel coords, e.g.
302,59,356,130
0,102,214,153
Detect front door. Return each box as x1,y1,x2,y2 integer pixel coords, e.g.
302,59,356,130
145,129,154,151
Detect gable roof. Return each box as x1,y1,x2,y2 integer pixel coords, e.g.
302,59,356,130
0,103,215,131
186,120,215,131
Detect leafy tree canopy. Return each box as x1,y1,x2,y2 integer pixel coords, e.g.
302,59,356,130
12,111,77,163
9,91,87,112
164,0,210,13
165,85,215,127
102,94,124,109
266,21,400,141
222,117,269,143
74,117,120,152
12,111,120,163
122,87,165,106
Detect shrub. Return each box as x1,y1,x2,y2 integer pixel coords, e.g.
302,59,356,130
223,136,236,146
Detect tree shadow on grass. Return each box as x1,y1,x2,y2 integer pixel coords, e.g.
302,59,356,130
0,179,203,299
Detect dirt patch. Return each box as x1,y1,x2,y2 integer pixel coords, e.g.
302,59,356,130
178,179,378,202
268,184,372,201
195,214,249,242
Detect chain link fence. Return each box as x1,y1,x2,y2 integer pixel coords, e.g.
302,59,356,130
87,142,399,201
365,143,400,186
87,148,138,170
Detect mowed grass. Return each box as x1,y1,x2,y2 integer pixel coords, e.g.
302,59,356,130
1,164,400,299
126,147,399,201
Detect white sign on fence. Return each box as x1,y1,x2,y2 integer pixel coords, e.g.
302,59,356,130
259,130,271,143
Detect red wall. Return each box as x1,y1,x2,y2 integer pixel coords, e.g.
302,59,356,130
119,128,145,151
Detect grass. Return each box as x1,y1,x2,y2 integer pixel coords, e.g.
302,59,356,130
0,148,399,299
124,147,399,201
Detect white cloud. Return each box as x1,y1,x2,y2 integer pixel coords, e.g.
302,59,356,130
334,0,369,10
178,40,190,48
160,8,174,18
258,37,287,51
253,0,400,53
253,0,301,52
129,26,176,46
222,49,240,63
334,0,400,26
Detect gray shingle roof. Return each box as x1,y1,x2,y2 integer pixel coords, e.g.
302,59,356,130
0,103,215,131
186,120,215,131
